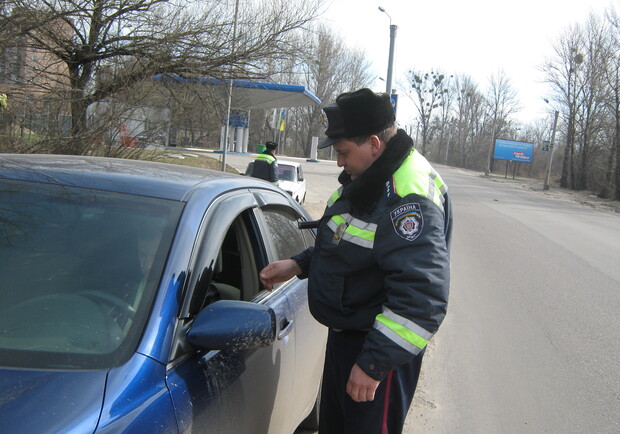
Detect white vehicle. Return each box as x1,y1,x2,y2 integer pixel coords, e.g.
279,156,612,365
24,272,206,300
245,159,307,204
277,160,307,204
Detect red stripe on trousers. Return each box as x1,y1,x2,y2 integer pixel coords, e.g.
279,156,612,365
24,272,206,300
381,370,394,434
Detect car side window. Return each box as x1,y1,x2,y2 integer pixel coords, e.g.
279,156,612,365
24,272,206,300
169,209,266,363
261,207,308,261
194,212,264,310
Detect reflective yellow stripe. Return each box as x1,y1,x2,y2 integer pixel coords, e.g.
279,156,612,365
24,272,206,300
330,216,375,242
328,214,376,248
431,168,448,196
393,149,446,211
327,188,342,208
346,225,375,242
256,154,275,163
376,314,429,350
331,215,346,225
332,215,377,241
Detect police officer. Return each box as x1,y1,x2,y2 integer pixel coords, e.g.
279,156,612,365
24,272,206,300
251,141,279,185
260,88,452,433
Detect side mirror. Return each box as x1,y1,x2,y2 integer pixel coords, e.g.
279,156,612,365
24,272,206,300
187,300,276,351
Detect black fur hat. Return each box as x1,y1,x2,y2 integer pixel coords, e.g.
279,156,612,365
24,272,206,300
265,141,278,150
319,88,395,149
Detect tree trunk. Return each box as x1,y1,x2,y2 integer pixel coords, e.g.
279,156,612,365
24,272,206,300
601,149,613,199
65,61,90,155
421,117,429,155
68,94,88,155
569,134,577,190
578,126,589,191
561,111,577,189
615,110,620,200
560,141,570,188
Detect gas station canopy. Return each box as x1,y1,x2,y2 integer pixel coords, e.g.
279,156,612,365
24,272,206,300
155,75,321,109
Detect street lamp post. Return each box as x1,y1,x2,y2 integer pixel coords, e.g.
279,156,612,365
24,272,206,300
221,0,240,172
543,110,560,190
378,6,397,95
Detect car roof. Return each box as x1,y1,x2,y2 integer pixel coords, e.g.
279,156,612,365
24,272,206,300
0,154,260,201
278,160,300,167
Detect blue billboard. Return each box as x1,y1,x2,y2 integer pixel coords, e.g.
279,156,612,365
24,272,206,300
493,139,534,163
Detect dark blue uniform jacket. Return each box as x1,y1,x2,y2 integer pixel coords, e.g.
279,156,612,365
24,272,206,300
293,129,452,380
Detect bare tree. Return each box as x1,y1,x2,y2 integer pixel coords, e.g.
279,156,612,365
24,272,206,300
604,5,620,200
543,24,586,189
450,75,486,169
284,24,374,157
405,69,449,156
435,76,455,164
1,0,324,154
574,14,610,191
484,69,520,175
521,117,558,178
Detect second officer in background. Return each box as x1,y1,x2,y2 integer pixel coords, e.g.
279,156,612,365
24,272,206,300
251,141,279,185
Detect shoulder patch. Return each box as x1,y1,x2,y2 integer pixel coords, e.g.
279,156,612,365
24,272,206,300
390,203,424,241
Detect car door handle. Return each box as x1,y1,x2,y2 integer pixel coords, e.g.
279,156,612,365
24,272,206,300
277,319,294,340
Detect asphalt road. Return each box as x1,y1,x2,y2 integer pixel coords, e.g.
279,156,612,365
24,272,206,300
204,151,620,433
408,167,620,433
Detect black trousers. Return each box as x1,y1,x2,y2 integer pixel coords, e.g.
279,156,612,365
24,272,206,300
319,329,424,434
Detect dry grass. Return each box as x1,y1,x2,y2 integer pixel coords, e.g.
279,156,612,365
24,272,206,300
149,150,240,174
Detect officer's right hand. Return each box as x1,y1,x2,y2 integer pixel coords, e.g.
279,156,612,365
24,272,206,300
347,364,380,402
259,259,302,290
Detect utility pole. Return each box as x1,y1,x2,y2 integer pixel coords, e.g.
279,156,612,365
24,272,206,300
221,0,240,172
543,110,560,190
386,24,397,95
378,7,397,95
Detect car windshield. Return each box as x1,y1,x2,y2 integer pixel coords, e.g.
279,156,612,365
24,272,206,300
0,179,183,370
278,165,295,182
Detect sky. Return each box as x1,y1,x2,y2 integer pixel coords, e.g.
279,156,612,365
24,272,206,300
320,0,619,126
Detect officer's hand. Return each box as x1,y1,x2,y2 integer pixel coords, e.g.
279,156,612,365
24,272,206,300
346,363,380,402
259,259,301,291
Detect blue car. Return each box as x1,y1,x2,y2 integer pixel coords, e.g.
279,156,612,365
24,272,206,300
0,154,326,433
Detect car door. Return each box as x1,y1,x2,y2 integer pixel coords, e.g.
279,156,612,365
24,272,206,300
295,165,306,203
252,190,327,427
165,190,297,434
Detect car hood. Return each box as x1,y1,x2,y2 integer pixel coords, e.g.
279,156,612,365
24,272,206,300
0,367,107,432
